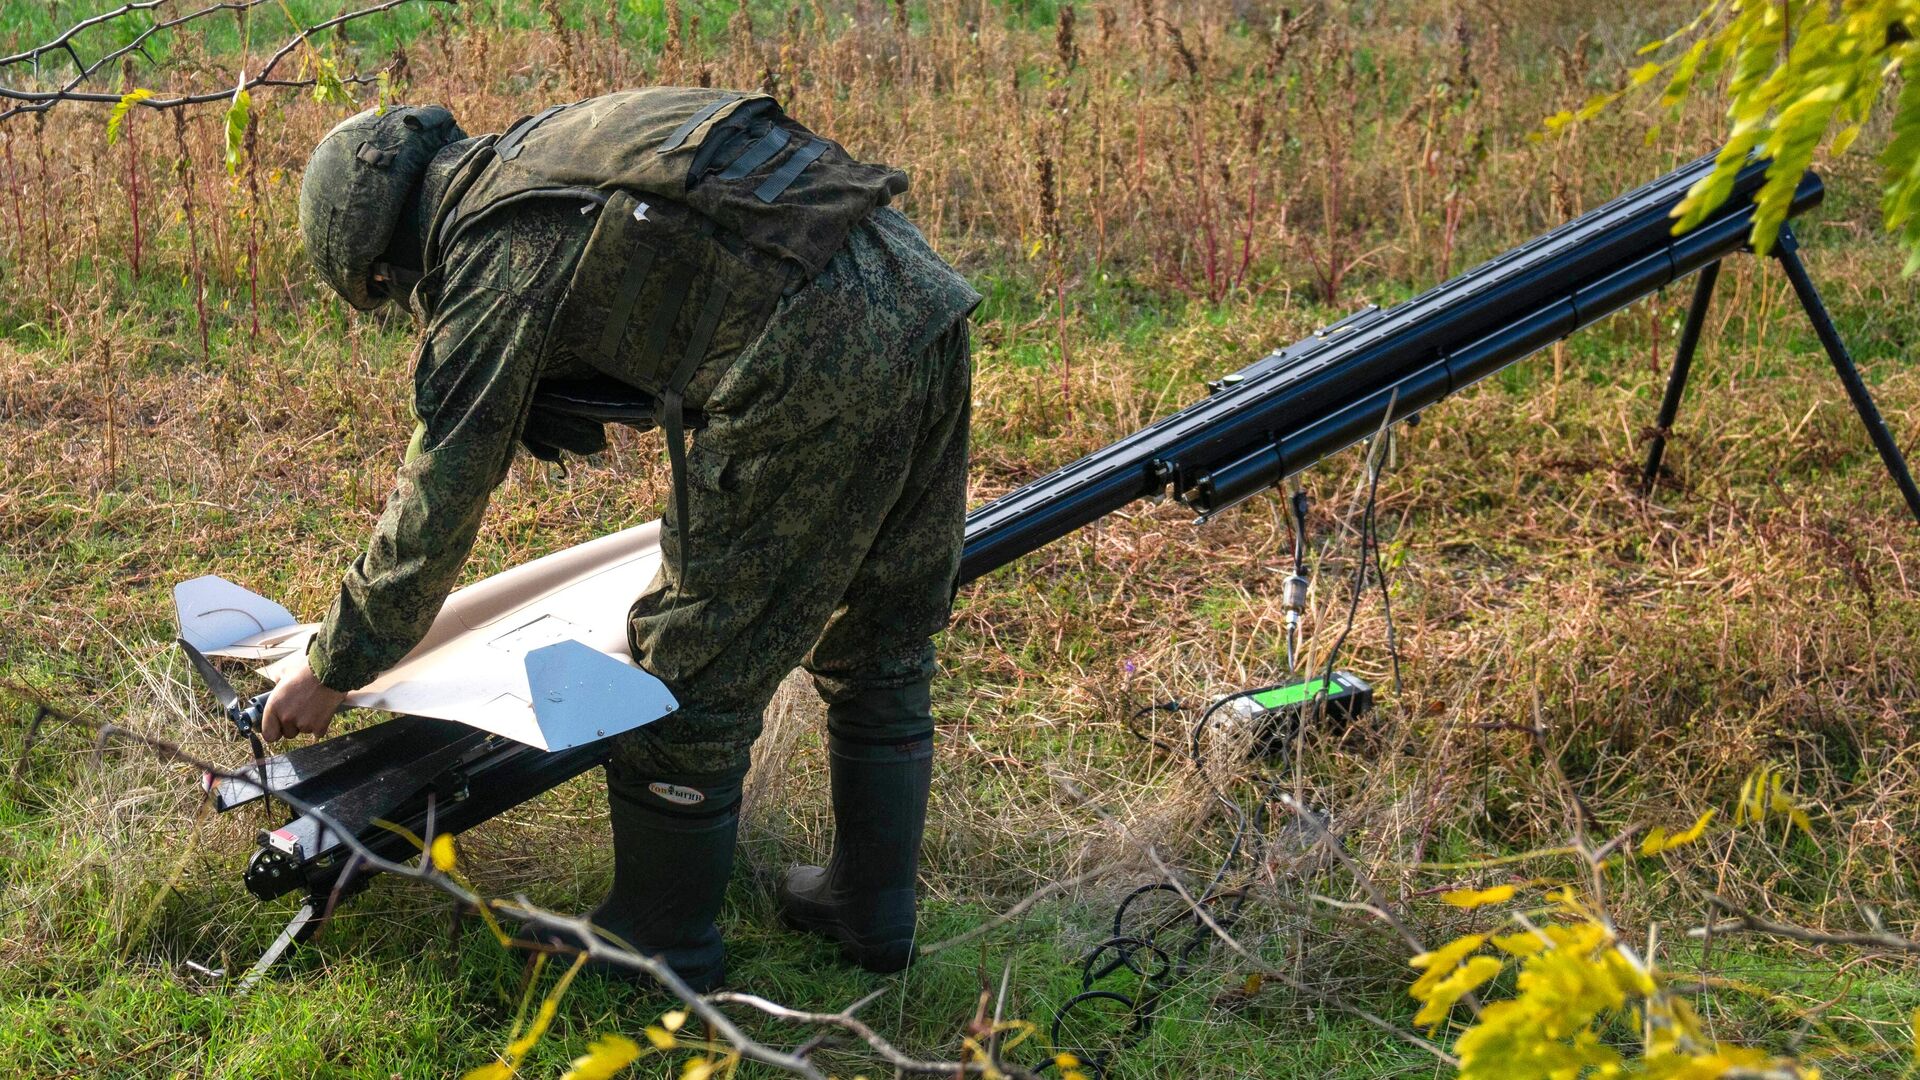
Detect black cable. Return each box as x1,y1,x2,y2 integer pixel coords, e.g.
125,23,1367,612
1361,433,1403,694
1047,701,1265,1078
1318,433,1398,697
1316,465,1377,694
1370,498,1403,695
1121,699,1186,760
1284,486,1310,672
1045,437,1405,1076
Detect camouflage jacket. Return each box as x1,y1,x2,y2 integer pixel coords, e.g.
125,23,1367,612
306,203,978,692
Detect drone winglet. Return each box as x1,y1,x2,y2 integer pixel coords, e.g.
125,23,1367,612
173,521,673,751
173,575,299,654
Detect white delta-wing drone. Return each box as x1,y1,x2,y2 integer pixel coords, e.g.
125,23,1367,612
174,520,678,753
170,518,688,988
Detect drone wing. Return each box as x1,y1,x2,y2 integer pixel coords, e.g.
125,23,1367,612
171,521,676,751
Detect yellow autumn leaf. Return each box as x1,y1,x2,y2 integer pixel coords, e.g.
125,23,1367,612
682,1058,715,1080
1574,90,1621,122
223,88,251,175
1412,955,1502,1027
991,1018,1038,1053
106,88,154,146
1768,773,1815,835
461,1065,513,1080
1411,934,1486,972
1640,809,1716,856
1545,885,1582,908
1736,765,1771,826
431,833,458,872
1910,1006,1919,1060
1629,61,1664,85
660,1009,688,1032
643,1026,676,1050
1831,121,1863,157
1411,934,1486,999
1440,884,1516,910
1734,766,1816,837
559,1034,642,1080
492,953,588,1066
506,996,564,1059
1491,930,1549,957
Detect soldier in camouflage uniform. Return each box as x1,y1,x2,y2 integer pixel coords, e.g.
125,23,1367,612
264,93,979,991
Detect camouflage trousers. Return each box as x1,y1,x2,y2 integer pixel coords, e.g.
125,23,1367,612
611,315,972,789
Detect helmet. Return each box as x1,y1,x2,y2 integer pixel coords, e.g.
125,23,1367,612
299,104,465,309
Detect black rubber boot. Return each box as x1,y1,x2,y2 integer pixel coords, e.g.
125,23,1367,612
583,770,740,993
777,695,933,973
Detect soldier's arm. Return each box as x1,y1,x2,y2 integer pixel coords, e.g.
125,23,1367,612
305,240,551,693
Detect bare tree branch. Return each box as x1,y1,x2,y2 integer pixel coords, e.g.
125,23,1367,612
0,1,169,69
0,0,451,123
704,991,1043,1078
7,3,263,103
1689,896,1920,955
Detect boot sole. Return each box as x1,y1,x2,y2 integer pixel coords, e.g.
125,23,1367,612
779,907,913,973
535,931,727,993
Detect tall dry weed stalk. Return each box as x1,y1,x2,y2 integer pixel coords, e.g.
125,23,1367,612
0,0,1734,336
33,116,57,314
172,111,211,365
2,129,21,304
123,99,144,278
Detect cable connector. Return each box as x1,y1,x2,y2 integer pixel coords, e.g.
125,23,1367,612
1283,484,1312,670
1281,573,1309,611
1281,573,1309,635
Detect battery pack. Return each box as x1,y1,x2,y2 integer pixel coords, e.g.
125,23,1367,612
1223,671,1374,758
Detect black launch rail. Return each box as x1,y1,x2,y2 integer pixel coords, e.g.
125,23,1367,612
196,152,1920,986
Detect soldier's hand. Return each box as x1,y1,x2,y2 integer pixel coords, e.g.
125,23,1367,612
261,659,348,743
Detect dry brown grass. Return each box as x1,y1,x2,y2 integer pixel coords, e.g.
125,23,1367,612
2,0,1918,1075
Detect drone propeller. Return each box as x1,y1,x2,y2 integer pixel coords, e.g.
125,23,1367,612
178,637,240,713
177,637,272,798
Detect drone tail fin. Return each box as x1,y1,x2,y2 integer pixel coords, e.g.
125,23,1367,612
523,640,679,751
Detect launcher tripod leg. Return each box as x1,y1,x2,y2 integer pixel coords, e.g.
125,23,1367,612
236,899,320,997
1773,229,1920,528
1642,260,1723,494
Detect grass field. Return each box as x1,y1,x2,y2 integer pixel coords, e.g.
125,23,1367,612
3,1,1920,1077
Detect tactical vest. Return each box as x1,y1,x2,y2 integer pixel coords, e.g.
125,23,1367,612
419,88,910,556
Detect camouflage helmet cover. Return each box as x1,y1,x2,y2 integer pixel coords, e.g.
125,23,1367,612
299,104,465,309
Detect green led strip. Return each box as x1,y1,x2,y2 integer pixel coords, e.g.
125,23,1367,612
1249,677,1343,710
